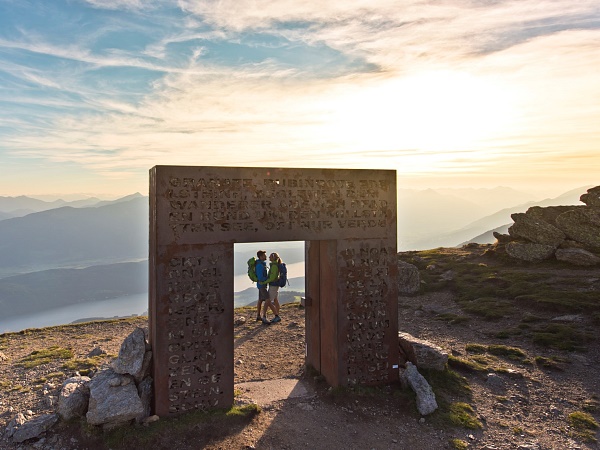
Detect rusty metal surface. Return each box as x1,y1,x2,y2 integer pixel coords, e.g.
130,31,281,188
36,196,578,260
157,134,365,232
338,239,399,386
318,240,340,387
153,166,396,244
150,242,234,416
305,241,321,372
150,165,398,415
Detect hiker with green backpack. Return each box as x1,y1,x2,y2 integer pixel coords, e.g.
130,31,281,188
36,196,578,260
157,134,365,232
247,250,288,324
247,250,274,324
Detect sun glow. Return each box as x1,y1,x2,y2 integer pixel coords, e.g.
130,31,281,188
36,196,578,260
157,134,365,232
325,70,519,153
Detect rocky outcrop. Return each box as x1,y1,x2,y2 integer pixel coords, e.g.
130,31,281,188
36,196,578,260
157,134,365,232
505,242,557,262
496,186,600,265
555,248,600,266
398,332,448,371
6,327,154,444
86,369,144,428
7,413,58,443
57,376,91,421
397,260,421,294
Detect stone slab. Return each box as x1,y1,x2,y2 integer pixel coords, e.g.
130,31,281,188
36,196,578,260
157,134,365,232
235,379,315,407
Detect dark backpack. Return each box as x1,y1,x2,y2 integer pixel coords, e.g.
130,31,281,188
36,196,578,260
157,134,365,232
276,263,288,287
247,257,258,282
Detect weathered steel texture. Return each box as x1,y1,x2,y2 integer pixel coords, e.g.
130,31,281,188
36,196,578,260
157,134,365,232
304,241,321,372
318,240,340,387
150,165,398,415
150,241,234,416
338,238,399,386
153,166,396,245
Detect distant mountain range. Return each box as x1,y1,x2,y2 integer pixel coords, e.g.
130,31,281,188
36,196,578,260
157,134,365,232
0,185,592,327
0,195,107,218
0,194,147,278
397,186,590,250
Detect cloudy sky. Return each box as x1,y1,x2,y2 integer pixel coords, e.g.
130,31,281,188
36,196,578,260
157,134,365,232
1,0,599,198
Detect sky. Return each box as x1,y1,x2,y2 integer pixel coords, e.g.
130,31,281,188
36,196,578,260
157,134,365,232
1,0,599,199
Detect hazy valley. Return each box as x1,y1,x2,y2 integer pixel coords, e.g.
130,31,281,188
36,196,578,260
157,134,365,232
0,185,590,331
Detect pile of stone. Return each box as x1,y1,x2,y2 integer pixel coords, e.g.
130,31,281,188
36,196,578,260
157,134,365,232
398,332,448,416
4,327,154,444
494,185,600,265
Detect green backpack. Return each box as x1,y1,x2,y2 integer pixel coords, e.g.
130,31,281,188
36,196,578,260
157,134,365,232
247,257,259,282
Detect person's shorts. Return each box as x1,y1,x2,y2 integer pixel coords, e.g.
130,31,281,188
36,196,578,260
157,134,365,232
258,286,269,301
268,285,279,301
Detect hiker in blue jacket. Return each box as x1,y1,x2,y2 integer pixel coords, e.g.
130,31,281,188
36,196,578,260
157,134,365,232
255,250,276,324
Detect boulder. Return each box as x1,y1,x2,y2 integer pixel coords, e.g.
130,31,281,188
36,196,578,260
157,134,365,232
555,208,600,250
58,376,91,421
398,332,448,371
526,205,578,227
402,362,438,415
112,327,147,379
397,260,420,294
11,413,58,443
505,242,556,262
485,373,507,393
493,232,511,244
508,213,565,247
580,186,600,207
555,248,600,266
86,369,144,427
87,347,107,358
4,412,26,438
136,377,153,423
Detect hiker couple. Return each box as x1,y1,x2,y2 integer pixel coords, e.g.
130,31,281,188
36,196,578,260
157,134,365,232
253,250,286,325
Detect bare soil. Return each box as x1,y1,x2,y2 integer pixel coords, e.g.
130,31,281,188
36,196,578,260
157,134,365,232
0,245,599,449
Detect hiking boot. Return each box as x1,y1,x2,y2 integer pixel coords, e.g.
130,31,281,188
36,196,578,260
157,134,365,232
261,317,271,325
256,316,262,322
270,315,281,323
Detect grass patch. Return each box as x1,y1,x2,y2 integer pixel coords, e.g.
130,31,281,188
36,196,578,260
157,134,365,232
19,346,73,368
450,438,468,449
448,355,489,373
532,324,592,351
568,411,598,442
10,384,30,393
34,371,65,384
104,404,260,448
422,368,472,399
62,356,105,373
0,379,12,390
534,355,567,371
487,345,527,360
446,402,482,429
435,313,470,324
465,343,487,354
459,297,514,320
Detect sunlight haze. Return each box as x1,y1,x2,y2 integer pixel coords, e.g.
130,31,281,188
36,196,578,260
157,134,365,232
0,0,598,197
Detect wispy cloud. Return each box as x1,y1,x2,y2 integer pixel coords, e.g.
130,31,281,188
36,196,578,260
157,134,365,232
1,0,599,195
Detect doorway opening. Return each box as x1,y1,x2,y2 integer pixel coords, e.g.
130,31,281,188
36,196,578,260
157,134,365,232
233,241,306,385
